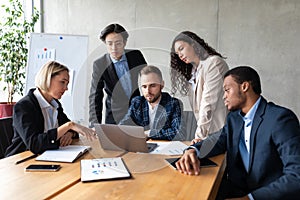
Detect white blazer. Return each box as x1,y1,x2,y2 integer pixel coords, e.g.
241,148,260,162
189,55,229,139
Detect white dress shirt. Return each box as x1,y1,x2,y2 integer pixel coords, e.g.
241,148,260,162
34,88,59,131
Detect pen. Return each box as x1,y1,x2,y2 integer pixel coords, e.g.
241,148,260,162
15,154,38,165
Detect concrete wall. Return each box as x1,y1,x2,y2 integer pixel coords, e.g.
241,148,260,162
42,0,300,123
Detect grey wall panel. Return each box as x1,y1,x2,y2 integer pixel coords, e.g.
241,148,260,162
42,0,300,124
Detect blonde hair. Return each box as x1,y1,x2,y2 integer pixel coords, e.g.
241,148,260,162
35,61,69,91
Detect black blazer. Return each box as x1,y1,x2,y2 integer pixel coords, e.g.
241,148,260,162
89,49,146,126
5,89,70,156
195,97,300,199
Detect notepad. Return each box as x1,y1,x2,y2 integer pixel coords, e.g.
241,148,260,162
80,157,131,182
36,145,91,163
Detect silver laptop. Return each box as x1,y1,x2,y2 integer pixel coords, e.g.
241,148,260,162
95,124,158,153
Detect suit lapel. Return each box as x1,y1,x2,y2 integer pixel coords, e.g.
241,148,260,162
106,53,131,99
124,50,133,69
105,54,119,84
124,50,135,88
193,63,203,110
143,100,150,126
153,104,167,128
195,63,203,86
248,97,266,172
233,116,244,160
151,95,167,131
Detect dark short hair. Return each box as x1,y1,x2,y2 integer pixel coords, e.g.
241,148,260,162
139,65,163,82
224,66,262,95
99,23,129,42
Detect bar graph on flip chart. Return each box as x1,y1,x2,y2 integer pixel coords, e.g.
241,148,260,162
26,33,88,121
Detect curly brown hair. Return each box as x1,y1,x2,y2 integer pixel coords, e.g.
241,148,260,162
170,31,225,96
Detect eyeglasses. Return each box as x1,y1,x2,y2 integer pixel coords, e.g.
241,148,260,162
105,41,124,48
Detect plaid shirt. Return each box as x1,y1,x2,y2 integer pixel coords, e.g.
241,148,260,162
119,92,184,140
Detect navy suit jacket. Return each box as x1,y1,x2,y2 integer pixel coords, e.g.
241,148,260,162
195,96,300,199
89,49,146,126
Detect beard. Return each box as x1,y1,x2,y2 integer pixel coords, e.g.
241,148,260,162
229,90,245,112
147,93,161,103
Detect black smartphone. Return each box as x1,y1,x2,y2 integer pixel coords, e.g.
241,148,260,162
25,164,61,172
165,157,217,169
147,143,158,152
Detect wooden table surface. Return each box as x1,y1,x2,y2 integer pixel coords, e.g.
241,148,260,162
0,138,225,200
0,138,124,199
52,153,225,200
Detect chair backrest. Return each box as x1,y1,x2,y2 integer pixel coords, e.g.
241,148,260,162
0,117,13,159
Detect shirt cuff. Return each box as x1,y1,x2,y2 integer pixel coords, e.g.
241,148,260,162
248,193,254,200
144,130,150,137
184,146,201,158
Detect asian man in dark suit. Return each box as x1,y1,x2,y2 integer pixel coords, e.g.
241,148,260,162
89,23,147,127
176,66,300,199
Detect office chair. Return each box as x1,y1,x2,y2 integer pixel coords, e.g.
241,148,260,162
0,117,13,158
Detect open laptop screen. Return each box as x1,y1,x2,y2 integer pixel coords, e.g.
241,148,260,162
95,124,153,153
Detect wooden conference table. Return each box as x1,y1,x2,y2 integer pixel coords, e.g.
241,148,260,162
0,137,225,200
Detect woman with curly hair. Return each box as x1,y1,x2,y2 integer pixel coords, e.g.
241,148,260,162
170,31,228,143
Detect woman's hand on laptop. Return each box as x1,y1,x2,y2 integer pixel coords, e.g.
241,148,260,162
60,132,73,146
68,122,97,141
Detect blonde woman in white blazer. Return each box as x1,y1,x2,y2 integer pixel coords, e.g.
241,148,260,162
170,31,229,143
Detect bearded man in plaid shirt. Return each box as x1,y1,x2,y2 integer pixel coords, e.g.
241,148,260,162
119,65,184,141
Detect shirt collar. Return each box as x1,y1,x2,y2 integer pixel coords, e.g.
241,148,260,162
33,88,59,109
239,96,261,126
110,53,127,64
